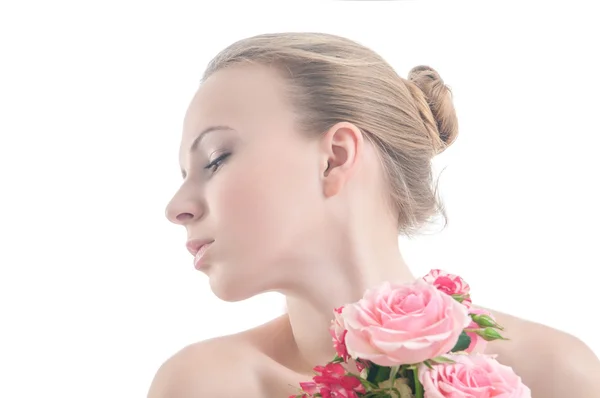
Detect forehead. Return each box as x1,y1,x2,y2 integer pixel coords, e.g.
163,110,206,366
181,64,293,149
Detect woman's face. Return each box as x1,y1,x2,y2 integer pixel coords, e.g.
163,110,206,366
165,65,327,301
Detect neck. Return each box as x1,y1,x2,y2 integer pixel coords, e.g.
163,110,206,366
283,232,415,373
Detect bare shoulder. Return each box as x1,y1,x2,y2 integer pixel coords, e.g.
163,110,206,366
146,334,263,398
482,307,600,397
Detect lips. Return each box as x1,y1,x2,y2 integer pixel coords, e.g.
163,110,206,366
193,242,213,269
186,239,213,256
186,239,214,269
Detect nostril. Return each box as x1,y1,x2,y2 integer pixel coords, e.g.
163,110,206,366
176,212,194,222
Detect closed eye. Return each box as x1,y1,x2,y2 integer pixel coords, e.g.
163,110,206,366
204,152,231,174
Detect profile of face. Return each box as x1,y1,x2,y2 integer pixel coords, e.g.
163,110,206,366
164,33,458,303
164,65,341,302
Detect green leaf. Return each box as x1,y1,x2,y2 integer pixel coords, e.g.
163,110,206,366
450,331,472,352
366,364,391,384
331,354,345,363
451,294,465,302
423,360,434,370
358,378,379,391
430,356,456,364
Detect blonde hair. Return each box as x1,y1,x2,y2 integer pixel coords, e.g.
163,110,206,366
203,32,459,236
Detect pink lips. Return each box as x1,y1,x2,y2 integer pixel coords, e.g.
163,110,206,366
186,239,214,270
193,242,213,269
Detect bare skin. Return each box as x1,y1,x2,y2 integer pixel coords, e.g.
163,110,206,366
148,310,600,397
150,64,600,397
149,310,600,397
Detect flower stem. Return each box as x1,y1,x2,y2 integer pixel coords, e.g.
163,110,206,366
413,366,424,398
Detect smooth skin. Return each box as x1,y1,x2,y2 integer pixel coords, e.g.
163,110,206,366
150,65,600,397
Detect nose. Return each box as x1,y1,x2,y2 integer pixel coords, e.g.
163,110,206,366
164,188,206,225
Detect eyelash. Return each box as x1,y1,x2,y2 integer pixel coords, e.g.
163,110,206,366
204,152,231,174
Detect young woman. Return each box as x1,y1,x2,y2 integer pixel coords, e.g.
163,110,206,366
149,32,600,397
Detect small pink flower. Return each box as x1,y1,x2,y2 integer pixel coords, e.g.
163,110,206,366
423,269,472,307
289,381,317,398
341,279,470,366
312,363,366,398
329,306,350,361
418,353,531,397
354,359,368,373
464,308,494,354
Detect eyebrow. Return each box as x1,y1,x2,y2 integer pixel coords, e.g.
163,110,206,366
180,125,235,178
189,125,236,153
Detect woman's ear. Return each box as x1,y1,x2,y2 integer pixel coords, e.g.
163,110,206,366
320,122,364,197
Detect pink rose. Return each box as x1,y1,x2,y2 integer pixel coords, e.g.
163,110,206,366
329,306,350,361
464,308,494,354
423,269,472,308
418,353,531,397
341,279,470,366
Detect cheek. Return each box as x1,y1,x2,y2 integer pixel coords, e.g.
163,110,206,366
209,147,320,261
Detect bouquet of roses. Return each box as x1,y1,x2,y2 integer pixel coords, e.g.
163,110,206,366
289,270,531,398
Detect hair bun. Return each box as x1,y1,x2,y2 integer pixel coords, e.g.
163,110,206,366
408,65,458,153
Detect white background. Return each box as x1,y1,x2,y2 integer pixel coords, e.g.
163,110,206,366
1,1,598,397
